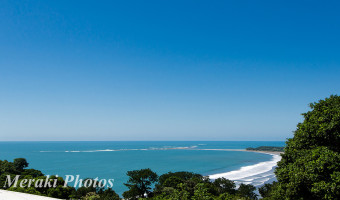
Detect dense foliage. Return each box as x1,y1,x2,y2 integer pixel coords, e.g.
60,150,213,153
0,159,258,200
123,169,258,200
246,146,284,152
0,158,120,199
261,95,340,199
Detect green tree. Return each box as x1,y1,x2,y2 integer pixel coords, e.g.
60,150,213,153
153,184,190,200
21,169,44,177
258,182,277,198
154,171,204,197
47,185,75,199
237,184,257,200
83,192,101,200
271,95,340,199
98,188,120,200
192,183,214,200
217,193,233,200
213,177,236,195
274,147,340,199
123,168,158,199
162,176,183,188
13,158,29,172
0,160,16,174
158,171,203,186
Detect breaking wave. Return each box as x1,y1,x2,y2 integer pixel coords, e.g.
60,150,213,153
209,153,281,186
40,146,198,153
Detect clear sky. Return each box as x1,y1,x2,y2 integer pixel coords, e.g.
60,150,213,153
0,0,339,141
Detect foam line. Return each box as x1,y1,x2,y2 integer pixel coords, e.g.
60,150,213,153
209,153,281,183
40,146,198,153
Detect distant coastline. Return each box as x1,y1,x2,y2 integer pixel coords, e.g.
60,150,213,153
246,146,284,152
245,150,283,156
199,148,283,155
245,146,284,156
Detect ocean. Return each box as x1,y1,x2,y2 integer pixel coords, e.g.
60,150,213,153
0,141,285,195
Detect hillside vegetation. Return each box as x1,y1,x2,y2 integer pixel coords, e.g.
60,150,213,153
246,146,284,152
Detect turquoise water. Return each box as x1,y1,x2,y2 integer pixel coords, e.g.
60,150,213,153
0,141,284,195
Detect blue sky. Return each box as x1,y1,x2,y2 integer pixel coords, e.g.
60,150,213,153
0,0,339,141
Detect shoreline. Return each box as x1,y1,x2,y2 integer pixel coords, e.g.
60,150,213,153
208,149,282,187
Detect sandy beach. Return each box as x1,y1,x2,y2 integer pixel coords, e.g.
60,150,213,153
208,149,283,187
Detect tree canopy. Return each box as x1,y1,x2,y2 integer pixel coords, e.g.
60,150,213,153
263,95,340,199
13,158,29,172
123,168,158,199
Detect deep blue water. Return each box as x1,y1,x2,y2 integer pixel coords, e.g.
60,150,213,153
0,141,285,195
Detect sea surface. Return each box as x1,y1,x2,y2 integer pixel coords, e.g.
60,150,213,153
0,141,285,195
